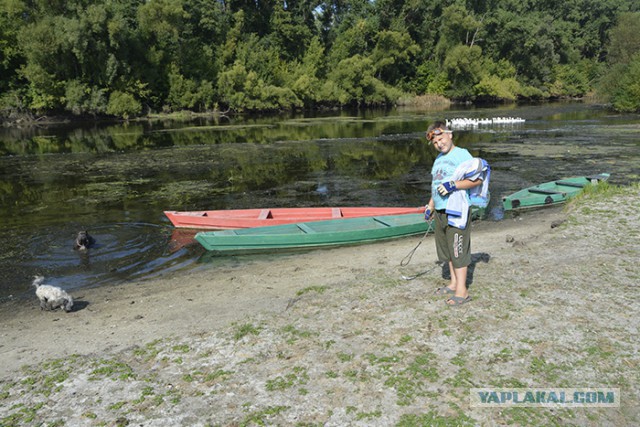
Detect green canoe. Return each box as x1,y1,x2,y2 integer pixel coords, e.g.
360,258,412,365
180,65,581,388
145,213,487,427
195,213,434,253
502,173,610,211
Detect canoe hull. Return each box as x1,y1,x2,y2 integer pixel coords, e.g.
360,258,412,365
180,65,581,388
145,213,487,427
165,206,424,229
502,174,610,211
195,213,434,253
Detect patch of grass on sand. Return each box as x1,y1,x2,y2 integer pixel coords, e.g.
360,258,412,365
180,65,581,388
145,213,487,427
172,344,191,353
132,339,164,361
368,351,440,406
488,377,528,389
336,352,354,362
325,370,339,379
131,385,155,404
233,322,263,340
397,410,476,426
296,285,329,296
281,324,317,344
19,357,79,397
107,400,128,410
488,348,514,364
355,408,383,420
265,366,309,392
528,356,564,383
398,334,413,345
183,369,234,385
0,402,45,425
499,407,577,426
240,405,290,426
89,358,135,381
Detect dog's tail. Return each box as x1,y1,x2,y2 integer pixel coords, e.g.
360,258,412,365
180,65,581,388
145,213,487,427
32,275,45,288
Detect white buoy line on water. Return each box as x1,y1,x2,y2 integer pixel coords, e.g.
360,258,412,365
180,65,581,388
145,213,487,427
446,117,525,128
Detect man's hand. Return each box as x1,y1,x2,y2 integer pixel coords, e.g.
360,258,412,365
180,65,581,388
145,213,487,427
437,181,457,196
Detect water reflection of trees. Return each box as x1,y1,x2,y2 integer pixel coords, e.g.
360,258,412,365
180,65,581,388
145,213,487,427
1,136,434,223
0,117,428,155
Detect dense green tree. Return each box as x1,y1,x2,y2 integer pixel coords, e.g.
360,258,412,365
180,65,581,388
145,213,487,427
327,17,377,69
217,62,302,111
371,30,419,85
226,0,276,36
235,34,285,85
0,0,27,96
474,58,522,101
599,12,640,111
322,54,399,106
106,89,141,118
550,0,628,61
180,0,228,83
395,0,443,59
410,59,450,95
320,0,375,52
64,80,108,115
1,0,639,117
483,8,558,89
606,12,640,65
285,37,325,105
443,44,484,99
549,64,590,97
11,0,146,112
269,7,314,61
137,0,188,104
610,54,640,112
167,64,215,110
435,3,484,60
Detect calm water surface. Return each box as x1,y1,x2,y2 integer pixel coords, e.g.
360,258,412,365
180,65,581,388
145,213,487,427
1,102,639,300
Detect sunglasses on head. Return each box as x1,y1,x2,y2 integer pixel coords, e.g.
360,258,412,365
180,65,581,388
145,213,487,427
426,128,452,141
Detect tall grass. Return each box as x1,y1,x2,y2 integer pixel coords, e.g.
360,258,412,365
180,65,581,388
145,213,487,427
568,181,637,206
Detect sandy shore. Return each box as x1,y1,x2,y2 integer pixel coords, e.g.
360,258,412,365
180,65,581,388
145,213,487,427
1,187,638,426
0,210,531,376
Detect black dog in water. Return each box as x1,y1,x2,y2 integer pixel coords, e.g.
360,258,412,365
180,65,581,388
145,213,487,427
74,231,95,250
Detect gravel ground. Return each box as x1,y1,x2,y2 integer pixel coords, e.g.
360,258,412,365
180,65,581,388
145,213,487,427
1,185,638,426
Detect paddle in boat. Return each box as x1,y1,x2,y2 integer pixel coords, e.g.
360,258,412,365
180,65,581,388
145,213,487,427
164,206,424,229
502,173,610,211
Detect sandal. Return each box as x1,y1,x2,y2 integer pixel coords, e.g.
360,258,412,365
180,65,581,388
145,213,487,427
446,296,472,306
434,286,455,295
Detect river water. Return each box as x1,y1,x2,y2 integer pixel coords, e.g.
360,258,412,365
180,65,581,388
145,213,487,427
1,102,638,300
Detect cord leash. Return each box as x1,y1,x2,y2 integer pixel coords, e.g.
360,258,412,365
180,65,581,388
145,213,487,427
399,219,435,280
399,219,433,267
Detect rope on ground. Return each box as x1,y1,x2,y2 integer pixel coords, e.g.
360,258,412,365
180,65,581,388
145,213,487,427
399,219,433,267
399,219,436,280
400,265,439,281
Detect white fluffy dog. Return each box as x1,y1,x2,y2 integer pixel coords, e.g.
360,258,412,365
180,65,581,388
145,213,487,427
32,276,74,312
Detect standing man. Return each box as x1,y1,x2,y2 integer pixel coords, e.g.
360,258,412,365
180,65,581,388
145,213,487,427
424,121,484,306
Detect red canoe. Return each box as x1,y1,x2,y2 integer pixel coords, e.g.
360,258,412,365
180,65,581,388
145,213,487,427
164,206,424,229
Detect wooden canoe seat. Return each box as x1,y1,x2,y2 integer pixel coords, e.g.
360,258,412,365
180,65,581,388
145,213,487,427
332,208,343,218
527,188,566,195
555,180,586,188
296,223,317,234
373,217,393,227
258,209,272,219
